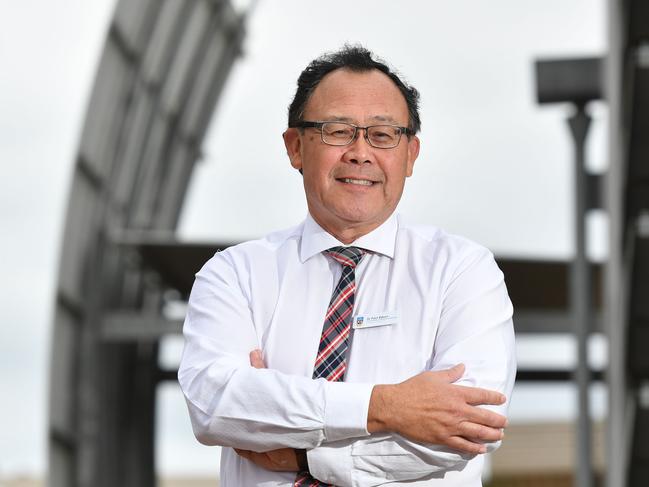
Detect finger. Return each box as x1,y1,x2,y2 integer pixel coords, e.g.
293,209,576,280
461,386,506,406
249,349,266,369
458,421,504,442
447,436,487,455
465,406,509,429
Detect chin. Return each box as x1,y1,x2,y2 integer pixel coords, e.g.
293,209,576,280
338,212,384,228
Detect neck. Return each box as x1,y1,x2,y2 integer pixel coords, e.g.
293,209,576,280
310,214,385,244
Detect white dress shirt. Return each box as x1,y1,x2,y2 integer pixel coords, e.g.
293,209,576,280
178,213,516,486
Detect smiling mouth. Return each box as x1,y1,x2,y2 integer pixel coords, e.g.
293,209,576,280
338,178,375,186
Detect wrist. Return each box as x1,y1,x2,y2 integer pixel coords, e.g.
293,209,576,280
367,384,395,433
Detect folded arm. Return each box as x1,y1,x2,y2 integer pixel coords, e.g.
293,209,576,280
308,249,516,485
178,253,374,451
237,356,509,486
237,248,516,486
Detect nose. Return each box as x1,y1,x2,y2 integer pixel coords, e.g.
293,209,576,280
342,129,373,165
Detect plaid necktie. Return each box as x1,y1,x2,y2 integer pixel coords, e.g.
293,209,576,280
294,246,366,487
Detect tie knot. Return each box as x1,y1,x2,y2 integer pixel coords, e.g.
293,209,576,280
325,246,366,268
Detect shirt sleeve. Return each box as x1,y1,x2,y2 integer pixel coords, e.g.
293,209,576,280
306,248,517,486
177,252,374,451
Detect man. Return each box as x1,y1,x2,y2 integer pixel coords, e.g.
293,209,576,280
179,45,516,486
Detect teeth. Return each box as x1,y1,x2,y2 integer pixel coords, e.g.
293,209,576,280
342,178,373,186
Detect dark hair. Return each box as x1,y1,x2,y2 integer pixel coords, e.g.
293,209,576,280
287,45,421,134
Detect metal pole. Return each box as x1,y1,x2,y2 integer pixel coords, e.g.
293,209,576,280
605,2,629,486
568,104,594,487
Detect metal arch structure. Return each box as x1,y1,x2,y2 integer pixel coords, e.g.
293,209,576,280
48,1,245,486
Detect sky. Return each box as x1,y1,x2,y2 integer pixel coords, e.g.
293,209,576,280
0,0,607,479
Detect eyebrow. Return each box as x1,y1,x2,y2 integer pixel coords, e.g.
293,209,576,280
320,115,401,124
369,115,398,123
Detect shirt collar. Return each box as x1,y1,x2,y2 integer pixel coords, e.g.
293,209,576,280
299,213,398,263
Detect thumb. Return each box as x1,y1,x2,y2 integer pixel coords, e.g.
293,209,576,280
249,349,266,369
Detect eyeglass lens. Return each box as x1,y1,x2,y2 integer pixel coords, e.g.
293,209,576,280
321,122,402,148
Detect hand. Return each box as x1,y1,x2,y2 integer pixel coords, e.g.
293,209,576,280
367,364,507,454
234,350,303,473
234,447,300,472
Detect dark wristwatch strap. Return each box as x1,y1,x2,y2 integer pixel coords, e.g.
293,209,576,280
295,448,309,473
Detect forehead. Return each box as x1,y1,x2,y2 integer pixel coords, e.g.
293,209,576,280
303,68,409,123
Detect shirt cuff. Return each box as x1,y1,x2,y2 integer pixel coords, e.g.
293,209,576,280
323,381,373,442
307,441,353,487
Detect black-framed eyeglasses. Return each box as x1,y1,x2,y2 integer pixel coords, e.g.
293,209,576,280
291,121,413,149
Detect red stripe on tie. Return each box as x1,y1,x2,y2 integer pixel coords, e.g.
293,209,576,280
314,324,351,367
319,304,352,343
327,362,347,382
324,282,355,321
330,254,355,267
293,473,309,486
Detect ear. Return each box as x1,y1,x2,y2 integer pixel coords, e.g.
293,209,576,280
283,128,303,171
405,135,420,177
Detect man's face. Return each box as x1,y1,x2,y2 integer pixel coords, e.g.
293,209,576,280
284,69,420,242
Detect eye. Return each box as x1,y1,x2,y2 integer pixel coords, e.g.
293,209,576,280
372,131,391,140
369,126,398,142
324,123,355,139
